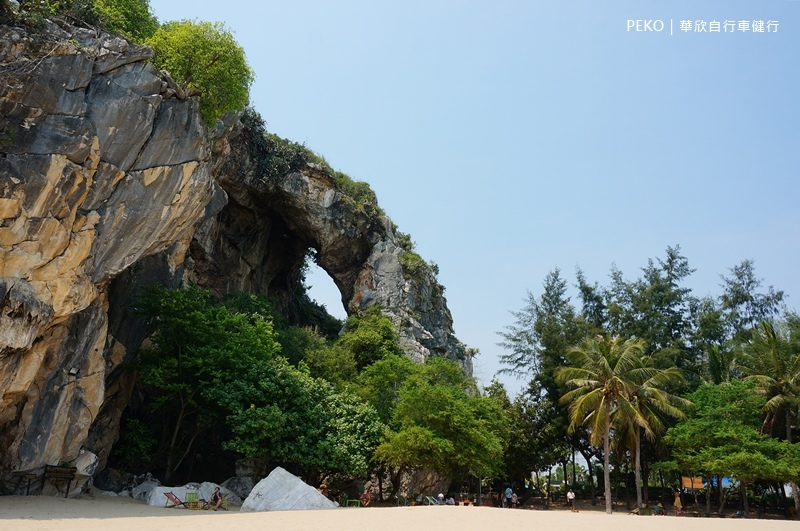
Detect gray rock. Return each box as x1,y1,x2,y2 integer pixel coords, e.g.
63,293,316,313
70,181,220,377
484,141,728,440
241,467,336,512
19,53,93,115
132,479,160,502
221,476,255,500
94,468,129,493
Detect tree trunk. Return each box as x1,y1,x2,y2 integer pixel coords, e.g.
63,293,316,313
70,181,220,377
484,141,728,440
705,475,712,514
572,449,577,488
579,448,597,505
624,459,631,511
741,482,749,516
718,475,730,514
603,404,612,514
388,466,406,501
788,408,800,518
634,428,643,512
164,398,187,484
546,468,552,509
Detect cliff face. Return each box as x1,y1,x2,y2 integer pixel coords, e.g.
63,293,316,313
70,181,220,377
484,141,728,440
0,20,468,494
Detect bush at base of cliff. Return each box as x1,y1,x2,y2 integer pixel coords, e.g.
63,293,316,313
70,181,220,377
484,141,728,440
147,20,254,127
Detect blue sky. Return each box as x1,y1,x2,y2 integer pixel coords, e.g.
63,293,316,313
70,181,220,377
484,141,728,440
148,1,799,397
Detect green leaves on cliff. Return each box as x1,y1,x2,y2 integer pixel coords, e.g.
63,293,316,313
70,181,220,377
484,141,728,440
146,20,254,126
240,109,386,219
11,0,156,39
93,0,158,42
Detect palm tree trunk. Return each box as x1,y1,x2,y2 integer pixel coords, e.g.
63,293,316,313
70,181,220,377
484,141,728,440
635,427,643,512
787,408,800,518
604,404,612,514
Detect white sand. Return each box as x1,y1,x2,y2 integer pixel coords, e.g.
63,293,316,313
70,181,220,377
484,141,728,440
0,495,795,531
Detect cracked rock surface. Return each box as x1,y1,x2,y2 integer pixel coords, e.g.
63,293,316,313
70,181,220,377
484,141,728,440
0,19,468,494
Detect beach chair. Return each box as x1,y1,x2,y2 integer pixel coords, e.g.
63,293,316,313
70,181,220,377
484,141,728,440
424,495,440,505
216,495,229,511
185,491,204,509
164,491,191,509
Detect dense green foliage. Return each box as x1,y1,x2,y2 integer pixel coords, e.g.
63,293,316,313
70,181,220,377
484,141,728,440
93,0,157,41
125,282,501,497
373,356,507,481
211,357,385,477
9,0,156,39
500,246,800,516
146,20,254,126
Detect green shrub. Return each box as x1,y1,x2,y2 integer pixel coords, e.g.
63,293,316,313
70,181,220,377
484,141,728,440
93,0,157,42
13,0,155,39
147,20,254,127
334,171,384,218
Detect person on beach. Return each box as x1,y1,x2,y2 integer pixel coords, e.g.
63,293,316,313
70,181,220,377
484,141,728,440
360,489,371,507
206,486,223,511
504,486,513,508
567,489,576,512
673,490,682,516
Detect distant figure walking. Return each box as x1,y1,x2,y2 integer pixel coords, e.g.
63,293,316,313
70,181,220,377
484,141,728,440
567,489,576,512
673,490,682,516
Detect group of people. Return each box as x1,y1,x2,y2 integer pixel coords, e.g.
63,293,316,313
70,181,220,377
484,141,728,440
502,487,518,508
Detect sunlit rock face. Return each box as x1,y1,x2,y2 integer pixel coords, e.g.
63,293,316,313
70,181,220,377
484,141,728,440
0,20,219,491
0,19,468,494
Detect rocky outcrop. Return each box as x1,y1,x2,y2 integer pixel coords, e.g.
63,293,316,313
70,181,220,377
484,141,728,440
241,467,336,511
0,20,220,492
0,18,469,494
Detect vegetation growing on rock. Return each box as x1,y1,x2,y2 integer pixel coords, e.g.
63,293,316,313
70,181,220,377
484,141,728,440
146,20,254,126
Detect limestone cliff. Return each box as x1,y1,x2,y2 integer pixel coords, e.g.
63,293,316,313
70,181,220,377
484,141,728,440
0,19,468,494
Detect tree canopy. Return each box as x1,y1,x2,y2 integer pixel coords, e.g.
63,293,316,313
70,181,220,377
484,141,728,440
146,19,254,126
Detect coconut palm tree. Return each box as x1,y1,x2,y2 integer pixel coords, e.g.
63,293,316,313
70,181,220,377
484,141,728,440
615,359,690,512
556,335,650,514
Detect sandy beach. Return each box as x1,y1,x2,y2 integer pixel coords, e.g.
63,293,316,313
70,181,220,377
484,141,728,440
0,495,796,531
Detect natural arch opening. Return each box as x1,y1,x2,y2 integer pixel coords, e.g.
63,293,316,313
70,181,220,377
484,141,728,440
304,260,347,320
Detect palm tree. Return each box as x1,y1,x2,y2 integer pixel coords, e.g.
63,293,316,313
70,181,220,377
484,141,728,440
555,335,650,514
616,359,690,512
704,344,738,384
740,319,800,514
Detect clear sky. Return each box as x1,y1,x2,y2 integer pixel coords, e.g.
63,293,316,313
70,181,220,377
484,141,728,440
148,0,799,397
